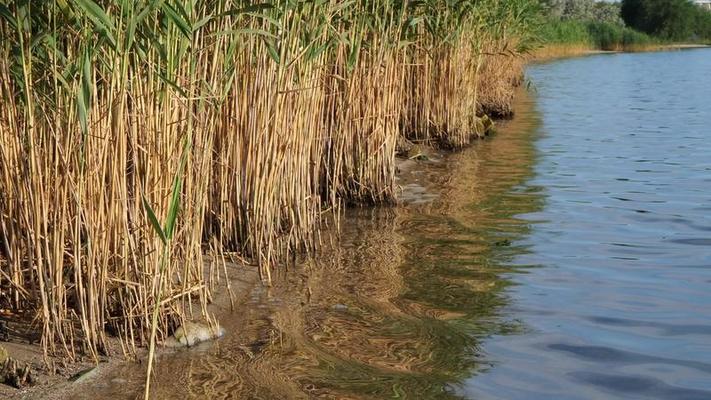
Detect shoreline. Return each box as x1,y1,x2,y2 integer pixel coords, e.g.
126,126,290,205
530,42,710,63
1,0,531,379
2,88,535,399
3,43,710,399
0,88,524,399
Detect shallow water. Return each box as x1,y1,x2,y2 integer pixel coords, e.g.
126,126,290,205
71,48,711,400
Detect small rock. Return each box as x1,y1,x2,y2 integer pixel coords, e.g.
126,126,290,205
407,145,429,161
475,115,496,137
332,304,348,311
170,321,225,347
69,366,98,383
474,119,485,137
481,114,495,135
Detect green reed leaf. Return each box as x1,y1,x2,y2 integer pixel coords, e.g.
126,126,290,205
162,2,192,39
164,138,190,241
142,196,167,245
265,39,280,64
73,0,117,48
0,5,17,30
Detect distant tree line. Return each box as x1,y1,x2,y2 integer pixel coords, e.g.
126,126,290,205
543,0,625,25
621,0,711,40
542,0,711,42
539,0,654,50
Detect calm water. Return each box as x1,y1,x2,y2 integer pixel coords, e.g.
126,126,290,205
465,48,711,400
65,49,711,400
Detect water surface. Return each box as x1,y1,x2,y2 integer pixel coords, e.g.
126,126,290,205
464,48,711,400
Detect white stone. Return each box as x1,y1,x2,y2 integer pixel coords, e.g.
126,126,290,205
170,321,225,347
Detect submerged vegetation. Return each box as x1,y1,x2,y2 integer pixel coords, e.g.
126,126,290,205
0,0,539,374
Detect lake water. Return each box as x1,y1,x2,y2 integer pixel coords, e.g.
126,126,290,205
464,48,711,400
67,48,711,400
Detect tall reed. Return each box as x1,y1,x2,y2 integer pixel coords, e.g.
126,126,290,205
0,0,539,372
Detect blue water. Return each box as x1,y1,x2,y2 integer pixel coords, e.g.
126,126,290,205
464,49,711,399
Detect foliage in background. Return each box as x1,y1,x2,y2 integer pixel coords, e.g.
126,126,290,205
543,0,624,25
586,20,655,49
622,0,711,41
592,1,626,25
539,17,656,50
538,0,658,50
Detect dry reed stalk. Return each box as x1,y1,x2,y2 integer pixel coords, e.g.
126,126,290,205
529,43,597,61
402,39,489,148
0,2,539,389
323,50,403,205
477,40,527,118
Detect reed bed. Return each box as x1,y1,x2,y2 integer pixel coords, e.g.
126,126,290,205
0,0,539,375
529,42,596,60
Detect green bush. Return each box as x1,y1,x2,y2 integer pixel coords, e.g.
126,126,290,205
586,21,622,49
539,19,593,45
586,21,655,49
621,0,711,41
540,19,657,50
622,27,656,47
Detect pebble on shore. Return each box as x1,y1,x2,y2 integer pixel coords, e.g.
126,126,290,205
168,321,226,347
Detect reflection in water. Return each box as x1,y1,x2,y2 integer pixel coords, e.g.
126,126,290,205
69,90,543,399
